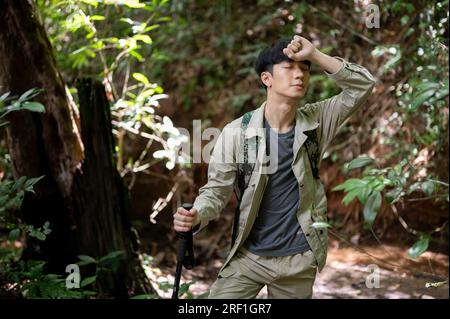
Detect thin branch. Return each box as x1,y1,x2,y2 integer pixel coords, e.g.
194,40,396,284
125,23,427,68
121,61,131,99
391,203,419,236
111,120,166,144
426,178,449,187
149,182,178,224
405,194,448,202
327,228,439,277
309,5,382,47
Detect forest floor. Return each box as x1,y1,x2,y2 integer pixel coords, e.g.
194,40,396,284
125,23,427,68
143,237,449,299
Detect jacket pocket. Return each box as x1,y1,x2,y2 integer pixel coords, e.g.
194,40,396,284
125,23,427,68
218,264,237,278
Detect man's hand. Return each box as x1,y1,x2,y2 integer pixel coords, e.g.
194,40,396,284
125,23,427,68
284,34,343,74
283,35,316,62
173,206,199,232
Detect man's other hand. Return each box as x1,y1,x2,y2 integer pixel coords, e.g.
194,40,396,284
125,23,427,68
173,206,199,232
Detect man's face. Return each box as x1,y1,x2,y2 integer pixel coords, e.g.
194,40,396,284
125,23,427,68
265,60,310,98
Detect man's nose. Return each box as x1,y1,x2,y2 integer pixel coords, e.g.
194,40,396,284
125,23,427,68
293,68,304,79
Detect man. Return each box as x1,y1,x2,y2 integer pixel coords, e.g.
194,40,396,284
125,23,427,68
173,35,375,298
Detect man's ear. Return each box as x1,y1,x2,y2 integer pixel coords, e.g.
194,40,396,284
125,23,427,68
261,71,272,88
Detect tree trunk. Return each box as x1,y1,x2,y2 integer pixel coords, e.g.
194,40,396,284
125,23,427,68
0,0,154,297
73,78,153,297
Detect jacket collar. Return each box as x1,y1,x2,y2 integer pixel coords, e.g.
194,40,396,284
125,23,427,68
244,101,319,139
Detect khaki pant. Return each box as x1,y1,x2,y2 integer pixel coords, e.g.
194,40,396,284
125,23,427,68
208,247,317,299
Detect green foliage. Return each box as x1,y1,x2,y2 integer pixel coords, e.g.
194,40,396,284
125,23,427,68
30,0,448,277
0,87,91,298
0,175,48,240
334,156,449,257
75,250,125,292
329,1,449,258
382,2,448,156
407,234,430,259
0,176,43,213
5,260,93,299
346,156,375,171
363,191,382,227
0,88,45,128
37,0,190,177
0,175,93,298
0,173,77,298
37,0,168,73
142,279,198,299
409,80,448,112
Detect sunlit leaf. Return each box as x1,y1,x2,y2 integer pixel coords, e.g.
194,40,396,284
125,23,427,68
132,72,150,85
133,34,152,44
409,88,438,110
21,102,45,113
129,50,144,61
80,276,97,288
421,181,435,197
407,234,430,259
77,255,97,266
80,0,99,7
18,88,43,102
122,0,146,8
332,178,367,192
347,156,375,170
415,81,440,92
342,188,361,205
143,24,160,33
357,187,372,205
363,191,381,226
90,15,105,21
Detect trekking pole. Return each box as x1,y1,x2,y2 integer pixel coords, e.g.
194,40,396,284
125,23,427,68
172,203,195,299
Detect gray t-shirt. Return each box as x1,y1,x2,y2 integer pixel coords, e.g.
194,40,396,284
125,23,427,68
243,117,311,256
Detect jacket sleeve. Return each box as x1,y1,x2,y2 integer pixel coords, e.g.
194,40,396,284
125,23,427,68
302,57,376,158
192,123,238,235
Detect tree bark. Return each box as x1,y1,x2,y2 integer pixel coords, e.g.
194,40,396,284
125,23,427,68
73,78,153,297
0,0,154,297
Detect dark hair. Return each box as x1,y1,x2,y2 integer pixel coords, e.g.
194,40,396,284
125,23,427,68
254,38,311,79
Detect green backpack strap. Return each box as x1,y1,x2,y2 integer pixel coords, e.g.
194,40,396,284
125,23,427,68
232,110,257,247
237,111,258,198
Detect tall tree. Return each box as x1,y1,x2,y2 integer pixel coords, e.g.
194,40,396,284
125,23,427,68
0,0,153,297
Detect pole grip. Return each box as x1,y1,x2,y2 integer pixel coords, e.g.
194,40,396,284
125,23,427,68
176,203,195,269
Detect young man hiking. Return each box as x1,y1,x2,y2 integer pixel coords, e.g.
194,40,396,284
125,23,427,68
173,35,375,298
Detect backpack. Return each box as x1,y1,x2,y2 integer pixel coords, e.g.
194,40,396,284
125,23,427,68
231,110,320,247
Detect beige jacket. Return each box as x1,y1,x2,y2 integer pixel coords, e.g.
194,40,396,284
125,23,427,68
193,57,376,272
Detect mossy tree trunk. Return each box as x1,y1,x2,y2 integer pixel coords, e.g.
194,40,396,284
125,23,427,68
0,0,154,297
